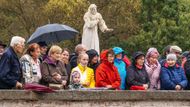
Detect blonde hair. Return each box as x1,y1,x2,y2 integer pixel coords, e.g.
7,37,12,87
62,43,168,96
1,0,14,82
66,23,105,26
77,53,89,64
48,45,62,56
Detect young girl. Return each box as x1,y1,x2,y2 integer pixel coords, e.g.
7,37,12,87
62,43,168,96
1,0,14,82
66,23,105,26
72,53,95,88
68,71,83,90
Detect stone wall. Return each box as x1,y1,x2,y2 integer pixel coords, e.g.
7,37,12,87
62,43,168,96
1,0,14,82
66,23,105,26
0,90,190,107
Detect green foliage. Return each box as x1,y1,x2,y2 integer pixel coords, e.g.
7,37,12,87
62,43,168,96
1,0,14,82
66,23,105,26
0,0,190,54
121,0,190,54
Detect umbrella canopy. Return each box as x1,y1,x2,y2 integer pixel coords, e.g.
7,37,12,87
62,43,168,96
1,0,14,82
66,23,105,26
27,23,79,44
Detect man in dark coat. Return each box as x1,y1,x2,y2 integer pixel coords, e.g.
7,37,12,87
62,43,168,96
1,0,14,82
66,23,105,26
0,36,25,89
69,44,87,69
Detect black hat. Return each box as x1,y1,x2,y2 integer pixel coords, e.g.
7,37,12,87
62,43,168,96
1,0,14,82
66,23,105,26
86,49,99,61
132,51,145,60
0,41,7,48
37,41,48,47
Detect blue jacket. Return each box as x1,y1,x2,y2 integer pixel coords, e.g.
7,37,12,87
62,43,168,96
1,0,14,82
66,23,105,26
160,63,187,90
114,59,127,90
0,47,22,89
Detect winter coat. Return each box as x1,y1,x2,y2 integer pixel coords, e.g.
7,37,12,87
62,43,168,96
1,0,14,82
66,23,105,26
145,48,161,90
160,63,187,90
72,64,95,88
65,63,71,86
127,51,150,89
40,57,68,86
69,52,78,69
68,83,83,90
145,60,161,90
0,47,22,89
114,59,127,90
113,47,127,90
184,57,190,89
20,54,41,84
127,65,150,88
86,49,100,77
96,50,121,89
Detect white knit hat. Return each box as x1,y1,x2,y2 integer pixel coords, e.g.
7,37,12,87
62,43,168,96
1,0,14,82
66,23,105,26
166,53,177,61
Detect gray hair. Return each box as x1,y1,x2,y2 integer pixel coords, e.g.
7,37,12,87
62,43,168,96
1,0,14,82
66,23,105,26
10,36,25,47
75,44,87,54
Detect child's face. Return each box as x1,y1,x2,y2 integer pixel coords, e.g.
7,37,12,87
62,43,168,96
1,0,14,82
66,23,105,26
73,74,80,83
80,54,89,66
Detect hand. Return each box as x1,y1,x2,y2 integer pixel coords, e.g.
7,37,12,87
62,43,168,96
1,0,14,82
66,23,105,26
175,85,181,90
106,85,112,88
105,28,113,32
82,82,90,86
143,84,148,90
16,81,23,89
62,80,67,86
53,73,62,81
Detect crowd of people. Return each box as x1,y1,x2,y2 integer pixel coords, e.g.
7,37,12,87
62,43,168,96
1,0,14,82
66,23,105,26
0,36,190,91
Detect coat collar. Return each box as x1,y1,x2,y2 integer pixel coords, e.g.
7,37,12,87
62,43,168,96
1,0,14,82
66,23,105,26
164,62,180,68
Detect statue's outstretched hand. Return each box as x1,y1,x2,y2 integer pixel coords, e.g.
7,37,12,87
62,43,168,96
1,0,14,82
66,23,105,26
105,28,113,32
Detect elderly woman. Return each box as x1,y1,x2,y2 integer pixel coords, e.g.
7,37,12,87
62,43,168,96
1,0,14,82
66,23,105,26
0,36,25,89
145,48,161,90
41,45,68,88
72,53,95,88
20,43,41,84
127,51,150,90
161,53,187,90
96,49,121,89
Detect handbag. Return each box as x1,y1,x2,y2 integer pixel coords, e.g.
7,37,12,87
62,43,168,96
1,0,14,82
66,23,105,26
130,85,145,90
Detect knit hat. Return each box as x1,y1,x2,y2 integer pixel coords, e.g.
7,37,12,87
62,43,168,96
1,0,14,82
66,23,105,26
113,47,124,55
170,45,182,53
166,53,177,61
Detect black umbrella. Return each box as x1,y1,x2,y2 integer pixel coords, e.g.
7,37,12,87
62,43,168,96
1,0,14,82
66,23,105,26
27,23,79,44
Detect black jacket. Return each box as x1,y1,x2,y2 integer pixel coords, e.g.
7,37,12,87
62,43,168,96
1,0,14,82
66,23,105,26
127,65,150,88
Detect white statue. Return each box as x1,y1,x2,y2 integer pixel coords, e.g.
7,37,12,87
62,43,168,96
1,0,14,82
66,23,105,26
82,4,113,54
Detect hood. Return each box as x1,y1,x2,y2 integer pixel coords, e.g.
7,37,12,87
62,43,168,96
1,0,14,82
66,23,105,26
132,51,145,60
113,47,124,55
100,49,109,62
86,49,99,62
146,48,159,58
44,56,57,65
132,51,145,65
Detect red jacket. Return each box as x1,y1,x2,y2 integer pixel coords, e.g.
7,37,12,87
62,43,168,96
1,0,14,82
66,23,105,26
95,50,121,89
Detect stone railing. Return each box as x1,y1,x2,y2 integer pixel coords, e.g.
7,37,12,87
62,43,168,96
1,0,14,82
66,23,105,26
0,90,190,107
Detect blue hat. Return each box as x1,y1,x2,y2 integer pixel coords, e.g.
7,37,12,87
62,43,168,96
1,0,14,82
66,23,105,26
113,47,124,55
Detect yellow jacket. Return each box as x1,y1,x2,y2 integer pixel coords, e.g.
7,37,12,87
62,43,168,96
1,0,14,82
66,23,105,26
72,64,95,88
